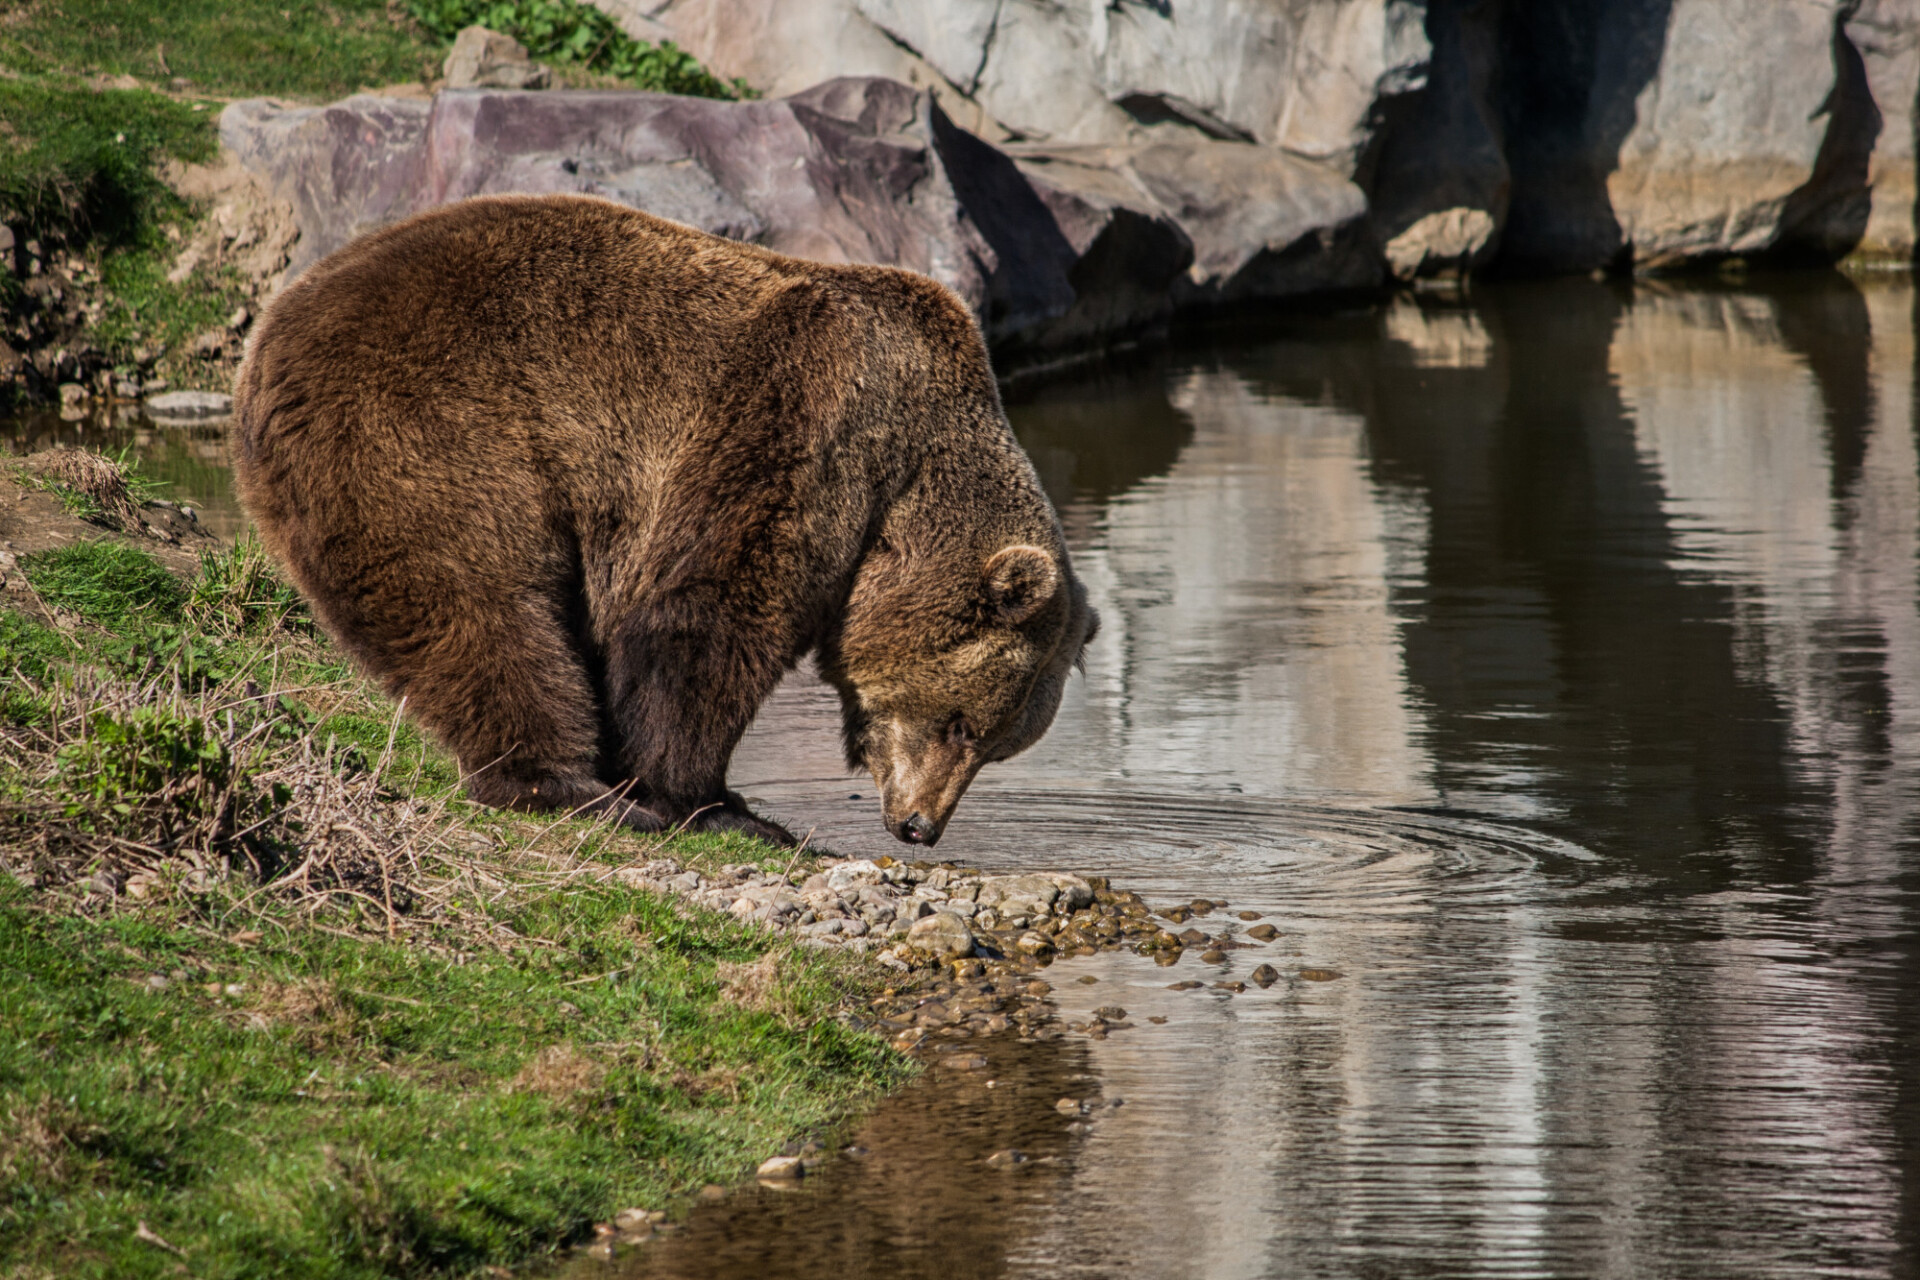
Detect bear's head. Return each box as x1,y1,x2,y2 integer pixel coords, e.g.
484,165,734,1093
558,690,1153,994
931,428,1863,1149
825,538,1099,846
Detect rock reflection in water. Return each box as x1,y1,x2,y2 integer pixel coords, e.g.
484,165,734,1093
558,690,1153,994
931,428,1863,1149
564,1035,1092,1280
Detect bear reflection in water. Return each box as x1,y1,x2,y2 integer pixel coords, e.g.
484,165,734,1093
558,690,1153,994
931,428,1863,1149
233,194,1097,847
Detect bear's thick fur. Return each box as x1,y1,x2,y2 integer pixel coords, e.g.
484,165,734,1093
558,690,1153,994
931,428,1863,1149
234,194,1096,847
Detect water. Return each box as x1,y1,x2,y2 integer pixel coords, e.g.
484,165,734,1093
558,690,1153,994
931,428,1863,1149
14,274,1917,1277
722,275,1920,1279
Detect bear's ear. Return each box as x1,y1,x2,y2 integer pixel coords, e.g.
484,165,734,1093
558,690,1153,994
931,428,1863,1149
984,545,1059,626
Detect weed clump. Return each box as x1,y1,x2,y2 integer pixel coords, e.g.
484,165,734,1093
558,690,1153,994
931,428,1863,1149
404,0,751,97
187,534,308,635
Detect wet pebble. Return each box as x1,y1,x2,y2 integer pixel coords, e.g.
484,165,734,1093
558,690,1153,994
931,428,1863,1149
1236,910,1263,921
1300,967,1343,982
942,1053,989,1071
1148,1015,1168,1024
1092,1006,1127,1021
1246,924,1280,941
1200,949,1226,964
1249,964,1280,988
1213,981,1247,993
986,1149,1028,1167
1055,1097,1082,1114
1075,975,1099,985
756,1155,805,1180
1168,980,1204,990
696,1184,727,1203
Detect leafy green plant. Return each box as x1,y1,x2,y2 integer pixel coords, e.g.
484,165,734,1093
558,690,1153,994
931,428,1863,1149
56,704,235,818
404,0,750,97
20,541,187,629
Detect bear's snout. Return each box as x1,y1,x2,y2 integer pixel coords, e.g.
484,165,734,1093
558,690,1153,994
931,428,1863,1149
896,813,940,845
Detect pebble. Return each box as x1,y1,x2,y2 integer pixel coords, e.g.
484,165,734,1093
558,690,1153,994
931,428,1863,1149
756,1155,805,1180
696,1184,727,1202
1246,924,1280,941
1249,964,1280,988
1200,949,1226,964
1092,1006,1127,1021
1055,1097,1082,1114
1167,980,1203,991
1213,981,1247,994
906,911,975,960
1236,910,1263,921
1300,967,1343,982
1148,1015,1168,1024
985,1149,1028,1167
1075,975,1098,984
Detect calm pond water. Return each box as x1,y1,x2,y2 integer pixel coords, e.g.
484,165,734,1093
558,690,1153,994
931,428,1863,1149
13,274,1918,1277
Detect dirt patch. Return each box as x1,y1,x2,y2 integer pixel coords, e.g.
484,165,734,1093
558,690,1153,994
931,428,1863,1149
1,452,217,611
159,153,299,303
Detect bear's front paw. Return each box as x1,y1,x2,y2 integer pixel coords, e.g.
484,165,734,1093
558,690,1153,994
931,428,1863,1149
694,796,798,848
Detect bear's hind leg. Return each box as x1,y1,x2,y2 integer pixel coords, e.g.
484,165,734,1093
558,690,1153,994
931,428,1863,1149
365,589,668,832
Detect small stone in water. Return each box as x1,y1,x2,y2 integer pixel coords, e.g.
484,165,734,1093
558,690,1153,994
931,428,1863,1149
1300,967,1343,981
1236,910,1263,921
986,1148,1028,1167
944,1053,989,1071
1148,1015,1169,1024
1055,1097,1082,1114
697,1184,728,1202
756,1155,805,1180
1076,975,1098,984
1200,950,1226,964
1250,964,1281,988
1178,928,1208,945
1158,906,1191,923
1246,924,1280,941
1188,899,1215,915
1092,1006,1127,1021
1168,980,1204,991
1214,981,1247,993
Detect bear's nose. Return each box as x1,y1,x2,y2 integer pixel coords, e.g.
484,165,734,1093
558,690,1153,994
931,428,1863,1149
897,813,939,845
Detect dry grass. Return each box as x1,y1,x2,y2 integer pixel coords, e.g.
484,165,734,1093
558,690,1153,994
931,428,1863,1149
0,1097,97,1201
509,1044,606,1101
715,953,788,1014
25,449,148,531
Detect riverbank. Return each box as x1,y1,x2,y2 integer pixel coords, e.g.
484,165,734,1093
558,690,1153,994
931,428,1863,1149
0,449,1229,1277
0,452,910,1276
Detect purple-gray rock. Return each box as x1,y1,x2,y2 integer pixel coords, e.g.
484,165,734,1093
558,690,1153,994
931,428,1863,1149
222,78,1204,357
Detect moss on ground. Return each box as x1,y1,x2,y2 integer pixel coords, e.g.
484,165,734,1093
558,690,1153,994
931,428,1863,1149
0,512,905,1279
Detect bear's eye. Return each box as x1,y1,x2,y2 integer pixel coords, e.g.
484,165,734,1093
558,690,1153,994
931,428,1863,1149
946,714,978,748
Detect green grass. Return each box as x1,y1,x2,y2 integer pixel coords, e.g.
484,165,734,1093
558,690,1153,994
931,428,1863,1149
19,542,188,630
0,879,900,1280
0,77,215,250
0,2,441,100
0,517,903,1277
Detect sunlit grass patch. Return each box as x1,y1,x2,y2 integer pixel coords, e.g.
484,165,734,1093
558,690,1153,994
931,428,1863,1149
0,878,901,1279
20,541,187,629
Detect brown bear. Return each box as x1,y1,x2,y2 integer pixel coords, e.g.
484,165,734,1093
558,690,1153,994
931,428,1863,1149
233,194,1097,848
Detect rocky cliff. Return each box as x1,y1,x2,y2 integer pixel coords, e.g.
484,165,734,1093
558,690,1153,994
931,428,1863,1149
607,0,1918,273
223,0,1918,364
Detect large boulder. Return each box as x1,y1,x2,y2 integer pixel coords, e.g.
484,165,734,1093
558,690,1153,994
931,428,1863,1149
613,0,1430,169
224,79,1280,356
1369,0,1920,272
611,0,1919,277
